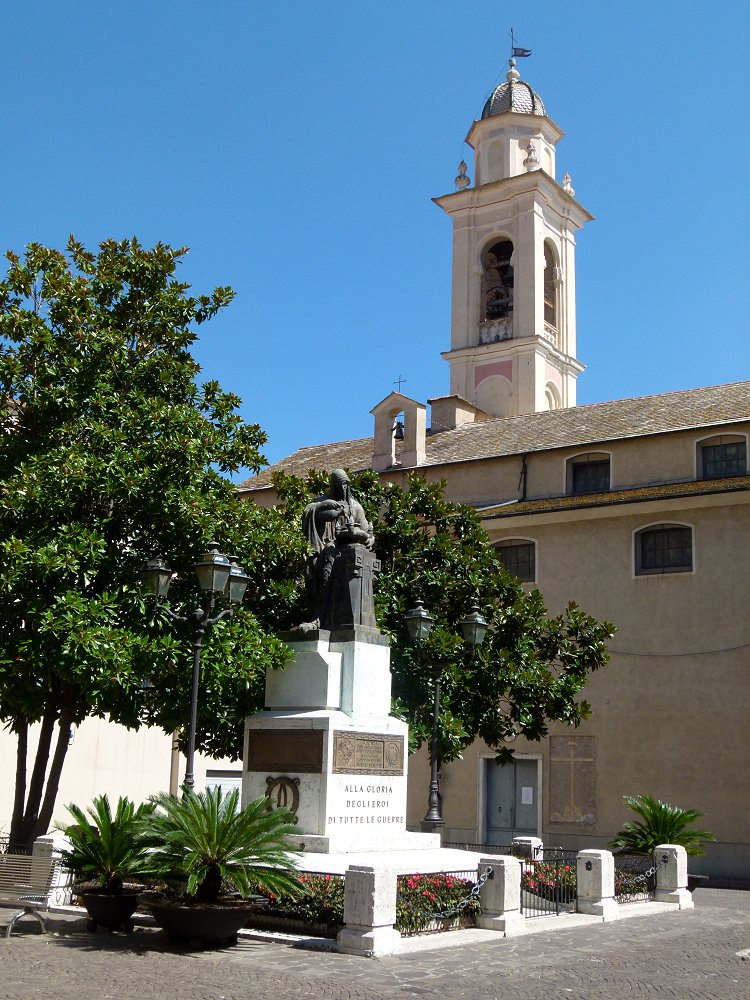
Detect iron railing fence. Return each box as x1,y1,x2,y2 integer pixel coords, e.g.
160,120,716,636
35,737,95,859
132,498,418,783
0,837,32,856
396,867,488,935
443,841,535,858
520,849,578,917
613,854,657,903
438,843,662,913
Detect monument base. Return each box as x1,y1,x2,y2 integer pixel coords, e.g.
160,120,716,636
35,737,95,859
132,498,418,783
287,830,440,855
244,631,419,852
286,846,486,876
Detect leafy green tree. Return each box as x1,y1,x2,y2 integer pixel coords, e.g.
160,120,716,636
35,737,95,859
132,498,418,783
273,470,615,761
608,794,716,857
0,238,303,847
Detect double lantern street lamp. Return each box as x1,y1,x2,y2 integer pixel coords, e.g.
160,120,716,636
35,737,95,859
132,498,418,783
404,600,488,833
141,542,249,790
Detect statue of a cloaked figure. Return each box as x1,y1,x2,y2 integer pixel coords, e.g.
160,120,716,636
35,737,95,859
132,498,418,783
296,469,378,632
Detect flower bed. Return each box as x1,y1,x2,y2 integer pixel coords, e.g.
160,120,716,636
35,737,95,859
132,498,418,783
246,872,345,937
246,870,480,937
521,861,577,903
396,873,480,936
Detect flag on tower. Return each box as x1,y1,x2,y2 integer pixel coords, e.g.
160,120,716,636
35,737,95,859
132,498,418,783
512,47,532,57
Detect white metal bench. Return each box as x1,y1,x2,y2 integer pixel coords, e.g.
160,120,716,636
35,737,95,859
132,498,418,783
0,851,60,937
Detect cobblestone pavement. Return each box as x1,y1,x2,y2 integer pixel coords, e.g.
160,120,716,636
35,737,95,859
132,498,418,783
1,890,749,1000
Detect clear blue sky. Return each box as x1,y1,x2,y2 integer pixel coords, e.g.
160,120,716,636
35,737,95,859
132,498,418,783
1,2,748,474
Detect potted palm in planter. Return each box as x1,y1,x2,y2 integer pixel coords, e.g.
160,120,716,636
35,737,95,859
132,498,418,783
57,794,156,932
142,785,302,947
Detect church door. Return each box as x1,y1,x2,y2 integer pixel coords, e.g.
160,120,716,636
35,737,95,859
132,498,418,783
484,757,538,845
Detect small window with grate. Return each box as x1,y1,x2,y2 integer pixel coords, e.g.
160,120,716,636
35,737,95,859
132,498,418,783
568,453,610,495
700,437,746,480
495,539,536,583
635,524,693,576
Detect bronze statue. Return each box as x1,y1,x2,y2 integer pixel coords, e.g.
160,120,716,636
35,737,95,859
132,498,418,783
296,470,379,632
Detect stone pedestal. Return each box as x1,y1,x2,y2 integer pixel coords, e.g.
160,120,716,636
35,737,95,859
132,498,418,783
654,844,694,909
337,866,401,957
576,849,619,921
243,627,436,854
476,856,526,936
513,836,543,859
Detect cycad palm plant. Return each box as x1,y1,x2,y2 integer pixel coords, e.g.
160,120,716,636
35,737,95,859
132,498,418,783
145,786,301,904
608,794,716,857
57,794,156,892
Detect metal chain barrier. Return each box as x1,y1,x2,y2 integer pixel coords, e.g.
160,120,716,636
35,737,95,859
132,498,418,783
404,866,495,921
619,865,657,882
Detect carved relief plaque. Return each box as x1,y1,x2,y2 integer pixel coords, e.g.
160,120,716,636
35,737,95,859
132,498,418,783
332,731,404,776
265,776,300,819
549,735,596,826
246,730,324,773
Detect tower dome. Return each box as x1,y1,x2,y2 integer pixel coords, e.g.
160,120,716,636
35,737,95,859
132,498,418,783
481,59,546,118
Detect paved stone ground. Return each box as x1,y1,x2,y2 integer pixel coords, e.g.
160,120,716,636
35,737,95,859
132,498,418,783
1,889,749,1000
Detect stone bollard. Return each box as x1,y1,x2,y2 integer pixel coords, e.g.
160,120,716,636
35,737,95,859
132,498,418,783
512,836,543,859
576,850,619,921
337,866,401,957
32,836,54,858
654,844,694,909
475,856,525,936
30,835,56,888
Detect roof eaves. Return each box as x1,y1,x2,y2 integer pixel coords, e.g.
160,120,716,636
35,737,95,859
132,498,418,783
480,476,750,519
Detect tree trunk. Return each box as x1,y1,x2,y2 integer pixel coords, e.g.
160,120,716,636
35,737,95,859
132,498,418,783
8,709,73,849
10,721,29,843
35,709,74,841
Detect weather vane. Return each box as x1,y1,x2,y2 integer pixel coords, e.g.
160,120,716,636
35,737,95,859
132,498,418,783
509,27,532,61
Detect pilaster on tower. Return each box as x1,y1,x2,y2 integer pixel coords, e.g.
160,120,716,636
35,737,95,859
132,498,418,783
434,58,594,418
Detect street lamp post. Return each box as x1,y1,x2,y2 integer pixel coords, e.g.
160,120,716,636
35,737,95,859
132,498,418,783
405,600,488,834
141,542,249,790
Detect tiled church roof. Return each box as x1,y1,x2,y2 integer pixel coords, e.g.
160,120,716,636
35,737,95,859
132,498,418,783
239,381,750,491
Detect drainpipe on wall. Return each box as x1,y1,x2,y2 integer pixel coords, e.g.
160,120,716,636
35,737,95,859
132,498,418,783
518,454,528,501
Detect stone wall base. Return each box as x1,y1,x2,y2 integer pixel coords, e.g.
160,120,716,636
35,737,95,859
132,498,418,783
337,926,401,957
577,897,620,921
476,910,525,936
655,888,694,909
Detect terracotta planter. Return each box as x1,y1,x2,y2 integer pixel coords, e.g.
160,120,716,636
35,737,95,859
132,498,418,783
145,894,268,947
79,886,142,932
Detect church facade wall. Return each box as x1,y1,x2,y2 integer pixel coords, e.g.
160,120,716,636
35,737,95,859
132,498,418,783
407,482,750,880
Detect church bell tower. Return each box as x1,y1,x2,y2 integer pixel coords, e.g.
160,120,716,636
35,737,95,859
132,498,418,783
434,59,593,417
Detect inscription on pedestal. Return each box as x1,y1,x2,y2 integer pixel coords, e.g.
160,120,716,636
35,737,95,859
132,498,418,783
246,730,324,773
331,731,404,776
